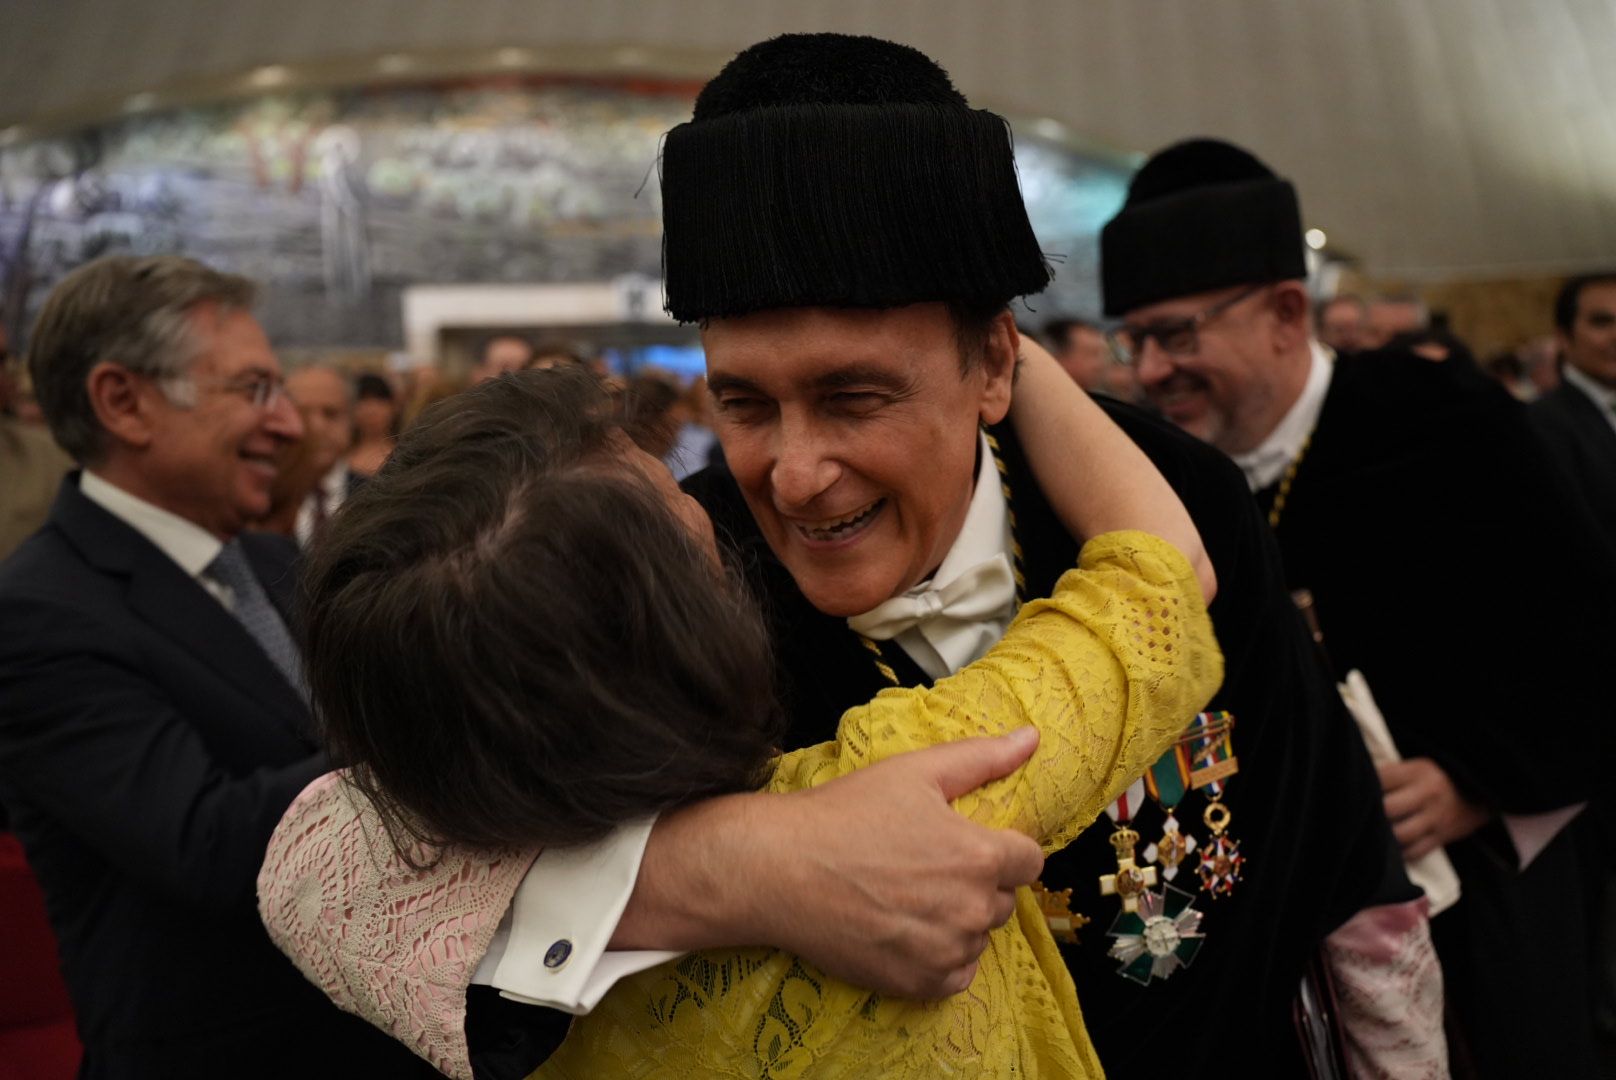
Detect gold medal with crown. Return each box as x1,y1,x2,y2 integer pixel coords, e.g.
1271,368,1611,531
1097,779,1158,913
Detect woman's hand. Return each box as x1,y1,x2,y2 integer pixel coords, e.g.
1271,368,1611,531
1010,336,1217,603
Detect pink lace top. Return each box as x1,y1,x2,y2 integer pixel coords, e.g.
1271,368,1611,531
257,773,536,1078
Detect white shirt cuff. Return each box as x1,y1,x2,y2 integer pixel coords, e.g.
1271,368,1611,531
471,817,682,1015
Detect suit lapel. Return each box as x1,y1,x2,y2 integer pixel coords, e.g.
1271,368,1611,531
1554,381,1616,465
51,481,310,738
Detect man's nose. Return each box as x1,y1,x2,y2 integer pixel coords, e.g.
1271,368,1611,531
770,416,840,509
264,392,304,442
1133,338,1176,388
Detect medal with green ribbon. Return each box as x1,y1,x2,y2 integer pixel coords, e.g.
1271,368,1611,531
1141,739,1197,882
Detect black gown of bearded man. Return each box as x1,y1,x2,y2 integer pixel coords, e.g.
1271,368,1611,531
669,33,1412,1078
1098,138,1616,1079
1249,352,1616,1079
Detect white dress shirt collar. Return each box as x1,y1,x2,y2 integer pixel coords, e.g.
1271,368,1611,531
79,469,224,579
1561,364,1616,435
320,461,350,500
1231,340,1335,493
295,462,352,547
846,430,1015,680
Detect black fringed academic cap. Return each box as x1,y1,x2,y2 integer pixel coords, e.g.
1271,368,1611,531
660,33,1052,323
1100,138,1306,317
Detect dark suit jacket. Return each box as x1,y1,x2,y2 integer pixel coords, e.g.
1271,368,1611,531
1529,378,1616,554
0,477,434,1080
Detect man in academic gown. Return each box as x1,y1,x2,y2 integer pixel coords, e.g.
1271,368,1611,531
670,35,1420,1078
1101,137,1616,1079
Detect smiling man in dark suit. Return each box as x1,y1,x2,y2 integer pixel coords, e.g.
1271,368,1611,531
0,255,436,1079
1528,270,1616,1064
1530,272,1616,551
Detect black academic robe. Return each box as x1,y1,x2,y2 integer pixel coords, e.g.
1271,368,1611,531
1255,350,1616,1079
687,399,1410,1078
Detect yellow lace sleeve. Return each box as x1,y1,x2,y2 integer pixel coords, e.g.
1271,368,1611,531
532,530,1223,1080
769,529,1223,853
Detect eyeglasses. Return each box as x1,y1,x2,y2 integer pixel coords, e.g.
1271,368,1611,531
1106,285,1267,365
161,371,290,411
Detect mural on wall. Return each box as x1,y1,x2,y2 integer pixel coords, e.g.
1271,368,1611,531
1016,137,1134,324
0,77,1131,350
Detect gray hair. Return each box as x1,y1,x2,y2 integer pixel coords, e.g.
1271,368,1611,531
285,363,358,407
26,255,257,463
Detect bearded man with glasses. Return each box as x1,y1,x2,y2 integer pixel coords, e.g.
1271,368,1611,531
1102,138,1616,1079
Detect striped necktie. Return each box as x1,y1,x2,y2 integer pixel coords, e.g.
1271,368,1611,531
204,539,306,699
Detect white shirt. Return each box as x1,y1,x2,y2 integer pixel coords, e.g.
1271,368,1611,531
854,431,1016,680
475,433,1018,1012
1561,364,1616,437
1230,341,1335,493
473,818,678,1014
293,463,352,547
79,470,230,608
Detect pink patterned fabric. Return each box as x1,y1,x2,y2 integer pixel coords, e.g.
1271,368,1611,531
257,772,537,1080
1325,898,1449,1079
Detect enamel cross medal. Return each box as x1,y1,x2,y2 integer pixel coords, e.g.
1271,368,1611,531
1187,711,1245,899
1142,737,1196,882
1106,884,1206,985
1099,780,1156,913
1031,884,1090,944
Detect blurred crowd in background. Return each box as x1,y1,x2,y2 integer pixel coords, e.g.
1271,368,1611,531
0,283,1597,567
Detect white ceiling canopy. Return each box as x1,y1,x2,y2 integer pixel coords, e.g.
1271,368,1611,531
4,0,1614,279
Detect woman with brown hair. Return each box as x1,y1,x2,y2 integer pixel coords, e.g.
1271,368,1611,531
344,373,398,479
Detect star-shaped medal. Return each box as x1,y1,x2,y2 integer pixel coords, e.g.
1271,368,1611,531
1106,885,1205,985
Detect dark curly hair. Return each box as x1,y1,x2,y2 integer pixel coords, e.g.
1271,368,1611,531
301,367,781,858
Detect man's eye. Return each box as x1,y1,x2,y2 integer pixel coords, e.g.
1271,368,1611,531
716,396,767,416
832,392,885,411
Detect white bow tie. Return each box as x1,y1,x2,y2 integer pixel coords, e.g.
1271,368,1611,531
847,554,1018,646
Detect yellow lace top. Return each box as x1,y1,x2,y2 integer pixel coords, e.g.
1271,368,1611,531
533,531,1223,1079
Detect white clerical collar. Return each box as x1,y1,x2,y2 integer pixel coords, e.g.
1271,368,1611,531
1232,340,1335,493
80,469,224,580
1562,364,1616,434
846,430,1016,680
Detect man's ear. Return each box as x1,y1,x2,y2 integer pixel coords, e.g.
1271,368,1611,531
1270,282,1312,354
977,311,1018,426
86,361,159,452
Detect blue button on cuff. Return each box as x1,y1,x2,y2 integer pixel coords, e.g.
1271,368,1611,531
543,939,574,972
